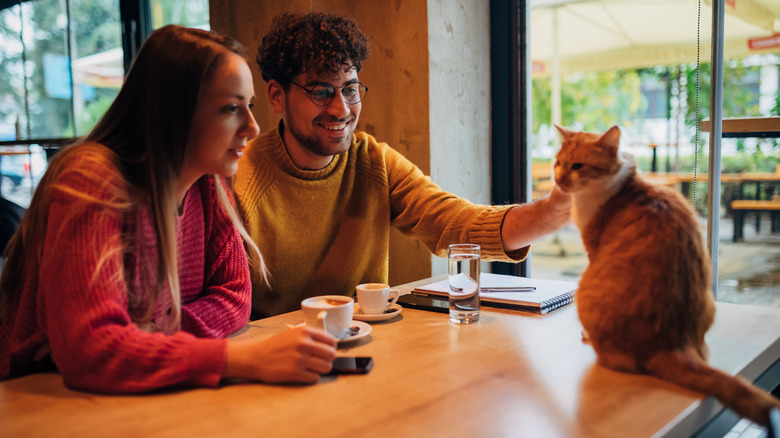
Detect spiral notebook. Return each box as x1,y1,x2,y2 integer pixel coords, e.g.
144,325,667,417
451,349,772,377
412,273,577,314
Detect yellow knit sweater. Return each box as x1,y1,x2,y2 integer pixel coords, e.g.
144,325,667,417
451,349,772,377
235,126,528,318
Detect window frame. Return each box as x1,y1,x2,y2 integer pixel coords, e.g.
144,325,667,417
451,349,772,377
490,0,531,277
0,0,152,148
510,0,732,296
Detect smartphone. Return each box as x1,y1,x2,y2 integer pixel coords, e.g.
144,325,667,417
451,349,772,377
397,294,449,313
327,357,374,375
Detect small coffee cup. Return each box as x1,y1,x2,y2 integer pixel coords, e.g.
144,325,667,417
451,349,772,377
301,295,354,339
356,283,400,315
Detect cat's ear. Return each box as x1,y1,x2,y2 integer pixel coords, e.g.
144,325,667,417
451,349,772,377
555,124,574,140
599,125,621,156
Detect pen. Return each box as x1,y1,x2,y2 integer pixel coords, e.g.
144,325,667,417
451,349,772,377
481,286,536,292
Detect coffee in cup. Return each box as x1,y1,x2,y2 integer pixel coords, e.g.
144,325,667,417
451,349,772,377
301,295,354,339
356,283,400,315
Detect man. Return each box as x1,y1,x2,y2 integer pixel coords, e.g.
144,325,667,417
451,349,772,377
235,11,571,318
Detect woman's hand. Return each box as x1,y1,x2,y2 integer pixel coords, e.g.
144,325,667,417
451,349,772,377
223,325,338,383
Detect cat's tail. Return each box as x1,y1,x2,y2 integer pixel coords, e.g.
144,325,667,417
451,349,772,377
645,349,780,426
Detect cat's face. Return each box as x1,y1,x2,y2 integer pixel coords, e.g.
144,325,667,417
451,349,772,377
553,125,622,194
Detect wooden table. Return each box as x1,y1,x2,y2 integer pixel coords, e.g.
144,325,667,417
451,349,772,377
702,116,780,138
1,277,780,437
645,171,780,199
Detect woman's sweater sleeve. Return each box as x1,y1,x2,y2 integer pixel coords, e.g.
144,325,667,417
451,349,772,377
41,166,226,394
383,144,528,262
179,177,252,337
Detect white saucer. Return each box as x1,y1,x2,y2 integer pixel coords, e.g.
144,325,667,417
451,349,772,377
338,320,372,343
353,303,403,322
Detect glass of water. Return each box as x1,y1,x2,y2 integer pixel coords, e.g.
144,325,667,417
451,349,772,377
447,243,480,324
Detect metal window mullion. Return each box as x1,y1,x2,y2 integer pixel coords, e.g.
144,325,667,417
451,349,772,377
65,0,76,137
708,0,725,299
119,0,152,73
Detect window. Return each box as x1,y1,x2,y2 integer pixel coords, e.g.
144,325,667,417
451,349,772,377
150,0,208,30
527,0,780,309
0,0,121,141
0,0,209,206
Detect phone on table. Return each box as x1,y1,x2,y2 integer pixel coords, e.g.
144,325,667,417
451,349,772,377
327,357,374,375
397,294,449,313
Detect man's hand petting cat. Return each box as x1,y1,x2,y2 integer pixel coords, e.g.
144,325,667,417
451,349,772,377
499,186,572,251
545,185,572,226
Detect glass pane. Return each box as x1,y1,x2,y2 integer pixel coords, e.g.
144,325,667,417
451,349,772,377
528,1,677,284
19,0,70,139
0,1,69,207
150,0,210,29
528,0,780,311
0,5,26,141
70,0,122,137
0,144,47,207
0,0,121,207
0,0,121,140
714,54,780,307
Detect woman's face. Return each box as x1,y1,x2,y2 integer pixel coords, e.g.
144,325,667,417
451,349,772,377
184,51,260,179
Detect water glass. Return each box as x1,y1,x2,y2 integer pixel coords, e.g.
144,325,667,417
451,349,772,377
447,244,480,324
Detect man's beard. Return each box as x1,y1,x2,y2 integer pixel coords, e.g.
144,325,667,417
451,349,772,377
286,116,353,158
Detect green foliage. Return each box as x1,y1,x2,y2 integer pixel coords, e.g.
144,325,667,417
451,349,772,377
0,0,209,141
72,93,115,135
151,0,209,29
532,70,645,133
533,55,780,175
531,79,551,133
0,0,121,139
634,151,779,175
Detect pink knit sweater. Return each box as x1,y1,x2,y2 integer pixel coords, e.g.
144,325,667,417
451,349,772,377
0,149,251,393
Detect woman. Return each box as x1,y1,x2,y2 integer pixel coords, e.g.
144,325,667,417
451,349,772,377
0,25,336,393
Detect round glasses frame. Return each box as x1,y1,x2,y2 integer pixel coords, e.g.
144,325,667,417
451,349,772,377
289,81,368,106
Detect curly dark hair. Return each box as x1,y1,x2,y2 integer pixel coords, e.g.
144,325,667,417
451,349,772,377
256,12,371,86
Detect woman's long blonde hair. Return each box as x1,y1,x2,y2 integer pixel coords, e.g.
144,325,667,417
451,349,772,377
0,25,266,330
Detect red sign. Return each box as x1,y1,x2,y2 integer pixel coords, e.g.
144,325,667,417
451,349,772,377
532,60,546,74
726,0,736,8
748,34,780,51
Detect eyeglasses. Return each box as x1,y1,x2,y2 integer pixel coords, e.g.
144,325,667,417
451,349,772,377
289,81,368,106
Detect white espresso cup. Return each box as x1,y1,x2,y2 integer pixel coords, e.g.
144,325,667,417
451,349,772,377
301,295,354,339
356,283,400,315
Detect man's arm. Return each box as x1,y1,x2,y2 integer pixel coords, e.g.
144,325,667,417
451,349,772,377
500,186,572,252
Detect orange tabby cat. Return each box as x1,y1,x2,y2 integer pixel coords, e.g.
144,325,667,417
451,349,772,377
554,124,780,425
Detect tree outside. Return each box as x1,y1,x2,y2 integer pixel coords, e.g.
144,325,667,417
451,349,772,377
0,0,209,207
0,0,121,141
0,0,210,143
532,54,780,177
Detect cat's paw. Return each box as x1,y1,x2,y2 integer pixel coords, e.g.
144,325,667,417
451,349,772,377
581,329,591,344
